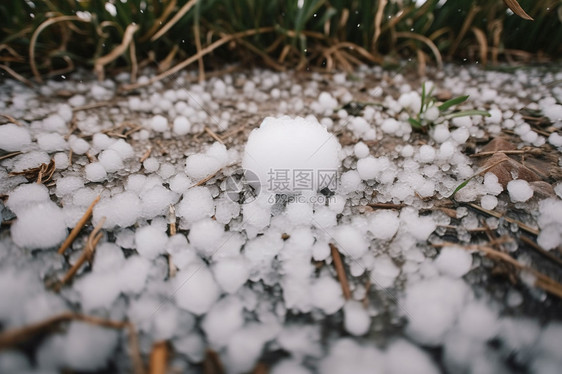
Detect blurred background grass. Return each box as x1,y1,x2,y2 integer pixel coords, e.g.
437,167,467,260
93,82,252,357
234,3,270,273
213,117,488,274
0,0,560,84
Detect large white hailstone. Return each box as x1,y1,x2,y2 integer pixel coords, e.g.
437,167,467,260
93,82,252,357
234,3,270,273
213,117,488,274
11,201,67,249
0,124,32,151
242,116,341,194
174,264,220,315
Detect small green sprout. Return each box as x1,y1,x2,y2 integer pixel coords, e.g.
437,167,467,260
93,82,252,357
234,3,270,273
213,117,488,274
408,83,490,131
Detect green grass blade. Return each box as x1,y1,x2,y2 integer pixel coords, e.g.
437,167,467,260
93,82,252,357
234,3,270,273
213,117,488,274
447,110,491,119
438,95,469,111
408,117,423,129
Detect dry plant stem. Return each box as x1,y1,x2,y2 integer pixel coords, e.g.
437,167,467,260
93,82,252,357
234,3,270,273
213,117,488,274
0,151,22,161
0,312,145,374
57,195,101,255
58,217,106,288
72,101,111,112
467,203,539,236
520,236,562,267
204,126,224,144
503,0,534,20
368,202,406,209
140,0,177,41
471,27,488,66
203,349,225,374
251,362,268,374
168,205,177,236
149,341,168,374
448,5,481,58
435,242,562,299
372,0,388,50
30,16,91,83
140,147,152,163
395,32,443,68
194,23,205,82
123,27,275,91
329,243,351,301
151,0,198,41
0,64,34,87
95,24,139,81
470,148,542,158
0,113,25,127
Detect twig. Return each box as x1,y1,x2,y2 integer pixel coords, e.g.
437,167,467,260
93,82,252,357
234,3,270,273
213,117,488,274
467,203,539,236
204,127,224,144
329,243,351,300
0,312,145,374
434,241,562,299
470,148,542,158
520,236,562,268
149,341,168,374
72,101,111,112
251,362,268,374
0,113,25,127
56,217,106,289
151,0,198,41
140,147,152,163
94,24,139,81
203,349,225,374
57,195,101,255
0,151,22,161
367,202,406,209
0,64,34,87
168,205,177,236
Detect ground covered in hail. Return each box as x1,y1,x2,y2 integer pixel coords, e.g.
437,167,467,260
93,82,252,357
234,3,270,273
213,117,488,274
0,63,562,374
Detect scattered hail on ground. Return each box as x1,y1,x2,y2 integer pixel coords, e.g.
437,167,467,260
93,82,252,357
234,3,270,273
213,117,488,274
0,64,561,373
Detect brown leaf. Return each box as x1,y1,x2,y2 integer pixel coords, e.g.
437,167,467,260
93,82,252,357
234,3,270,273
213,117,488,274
481,153,540,187
9,159,56,184
503,0,534,20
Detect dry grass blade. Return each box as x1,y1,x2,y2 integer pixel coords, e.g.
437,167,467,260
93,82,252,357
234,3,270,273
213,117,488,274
0,151,23,161
56,216,106,289
448,5,480,58
30,16,91,83
0,64,34,87
471,27,488,65
149,341,168,374
9,159,56,184
329,243,351,300
94,24,139,81
503,0,534,20
395,31,443,68
140,147,152,163
520,236,562,267
204,126,224,144
168,205,176,236
140,0,177,41
122,27,275,91
436,242,562,298
0,113,25,127
203,349,225,374
151,0,197,41
194,23,205,82
71,101,111,112
0,312,145,374
372,0,388,50
467,202,539,236
57,195,101,255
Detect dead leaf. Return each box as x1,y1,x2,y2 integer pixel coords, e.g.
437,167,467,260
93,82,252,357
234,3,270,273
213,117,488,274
9,159,56,184
503,0,534,20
